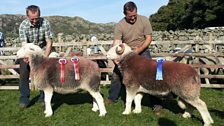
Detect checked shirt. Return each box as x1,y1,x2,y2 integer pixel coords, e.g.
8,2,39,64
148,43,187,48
19,17,53,48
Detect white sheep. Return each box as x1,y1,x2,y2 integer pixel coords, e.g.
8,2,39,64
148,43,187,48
106,43,213,126
17,43,107,117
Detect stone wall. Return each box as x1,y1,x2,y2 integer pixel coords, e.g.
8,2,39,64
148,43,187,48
4,27,224,48
153,27,224,41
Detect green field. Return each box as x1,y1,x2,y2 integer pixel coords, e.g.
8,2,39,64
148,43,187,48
0,86,223,126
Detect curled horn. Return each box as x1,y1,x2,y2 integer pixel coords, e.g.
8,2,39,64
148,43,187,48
116,44,125,55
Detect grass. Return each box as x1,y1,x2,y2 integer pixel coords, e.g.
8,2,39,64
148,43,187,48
0,86,223,126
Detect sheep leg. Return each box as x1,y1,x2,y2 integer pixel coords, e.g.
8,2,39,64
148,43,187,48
133,93,143,114
177,99,186,109
178,99,193,118
43,88,53,117
30,74,35,91
122,88,136,115
186,98,214,126
183,104,194,118
88,91,107,116
92,98,99,112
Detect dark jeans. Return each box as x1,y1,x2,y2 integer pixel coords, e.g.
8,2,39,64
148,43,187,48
19,59,44,105
108,49,162,106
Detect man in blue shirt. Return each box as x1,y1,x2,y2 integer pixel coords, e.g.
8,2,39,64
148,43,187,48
0,32,4,55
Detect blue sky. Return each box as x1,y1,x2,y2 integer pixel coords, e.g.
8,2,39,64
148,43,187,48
0,0,169,23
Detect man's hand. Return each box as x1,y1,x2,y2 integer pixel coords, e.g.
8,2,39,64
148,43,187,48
113,59,120,65
133,35,152,54
133,47,142,54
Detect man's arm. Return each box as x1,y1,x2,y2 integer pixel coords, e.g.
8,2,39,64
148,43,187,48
134,35,152,54
44,39,52,57
19,23,28,46
43,19,53,57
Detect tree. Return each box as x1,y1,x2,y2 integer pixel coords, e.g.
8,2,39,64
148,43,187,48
150,0,224,30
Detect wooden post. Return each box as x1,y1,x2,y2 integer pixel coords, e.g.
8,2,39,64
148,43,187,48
194,41,200,75
208,32,213,52
57,33,63,52
82,40,87,56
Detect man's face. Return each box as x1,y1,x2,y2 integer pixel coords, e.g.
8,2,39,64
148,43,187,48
125,9,137,24
27,10,39,26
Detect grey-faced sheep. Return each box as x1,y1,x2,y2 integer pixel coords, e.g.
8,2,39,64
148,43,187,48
17,43,107,117
106,43,213,126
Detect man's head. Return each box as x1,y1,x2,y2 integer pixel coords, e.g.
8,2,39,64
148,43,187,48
123,1,137,24
26,5,41,26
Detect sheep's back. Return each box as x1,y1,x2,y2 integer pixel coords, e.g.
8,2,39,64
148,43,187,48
32,57,100,92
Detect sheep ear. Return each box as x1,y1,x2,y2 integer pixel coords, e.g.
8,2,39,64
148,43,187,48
116,44,125,55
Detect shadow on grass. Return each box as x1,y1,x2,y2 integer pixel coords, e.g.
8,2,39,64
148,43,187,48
161,99,183,114
29,95,40,107
29,92,95,111
210,109,224,119
140,94,184,114
158,118,177,126
51,92,93,111
116,86,205,124
119,85,183,114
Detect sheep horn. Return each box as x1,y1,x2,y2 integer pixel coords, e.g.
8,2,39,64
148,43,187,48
116,44,125,55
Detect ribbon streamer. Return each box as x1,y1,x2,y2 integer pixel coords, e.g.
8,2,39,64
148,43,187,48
58,58,68,84
71,57,80,80
156,57,164,80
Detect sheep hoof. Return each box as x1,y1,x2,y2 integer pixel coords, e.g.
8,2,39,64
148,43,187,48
92,107,99,112
182,112,191,118
204,118,214,126
122,111,131,115
44,110,53,117
204,124,212,126
210,119,214,124
45,112,53,117
99,112,107,117
132,109,141,114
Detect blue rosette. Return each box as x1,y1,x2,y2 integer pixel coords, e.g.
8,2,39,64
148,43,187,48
156,57,165,80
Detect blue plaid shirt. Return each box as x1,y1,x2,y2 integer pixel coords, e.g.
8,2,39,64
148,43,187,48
19,17,53,48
